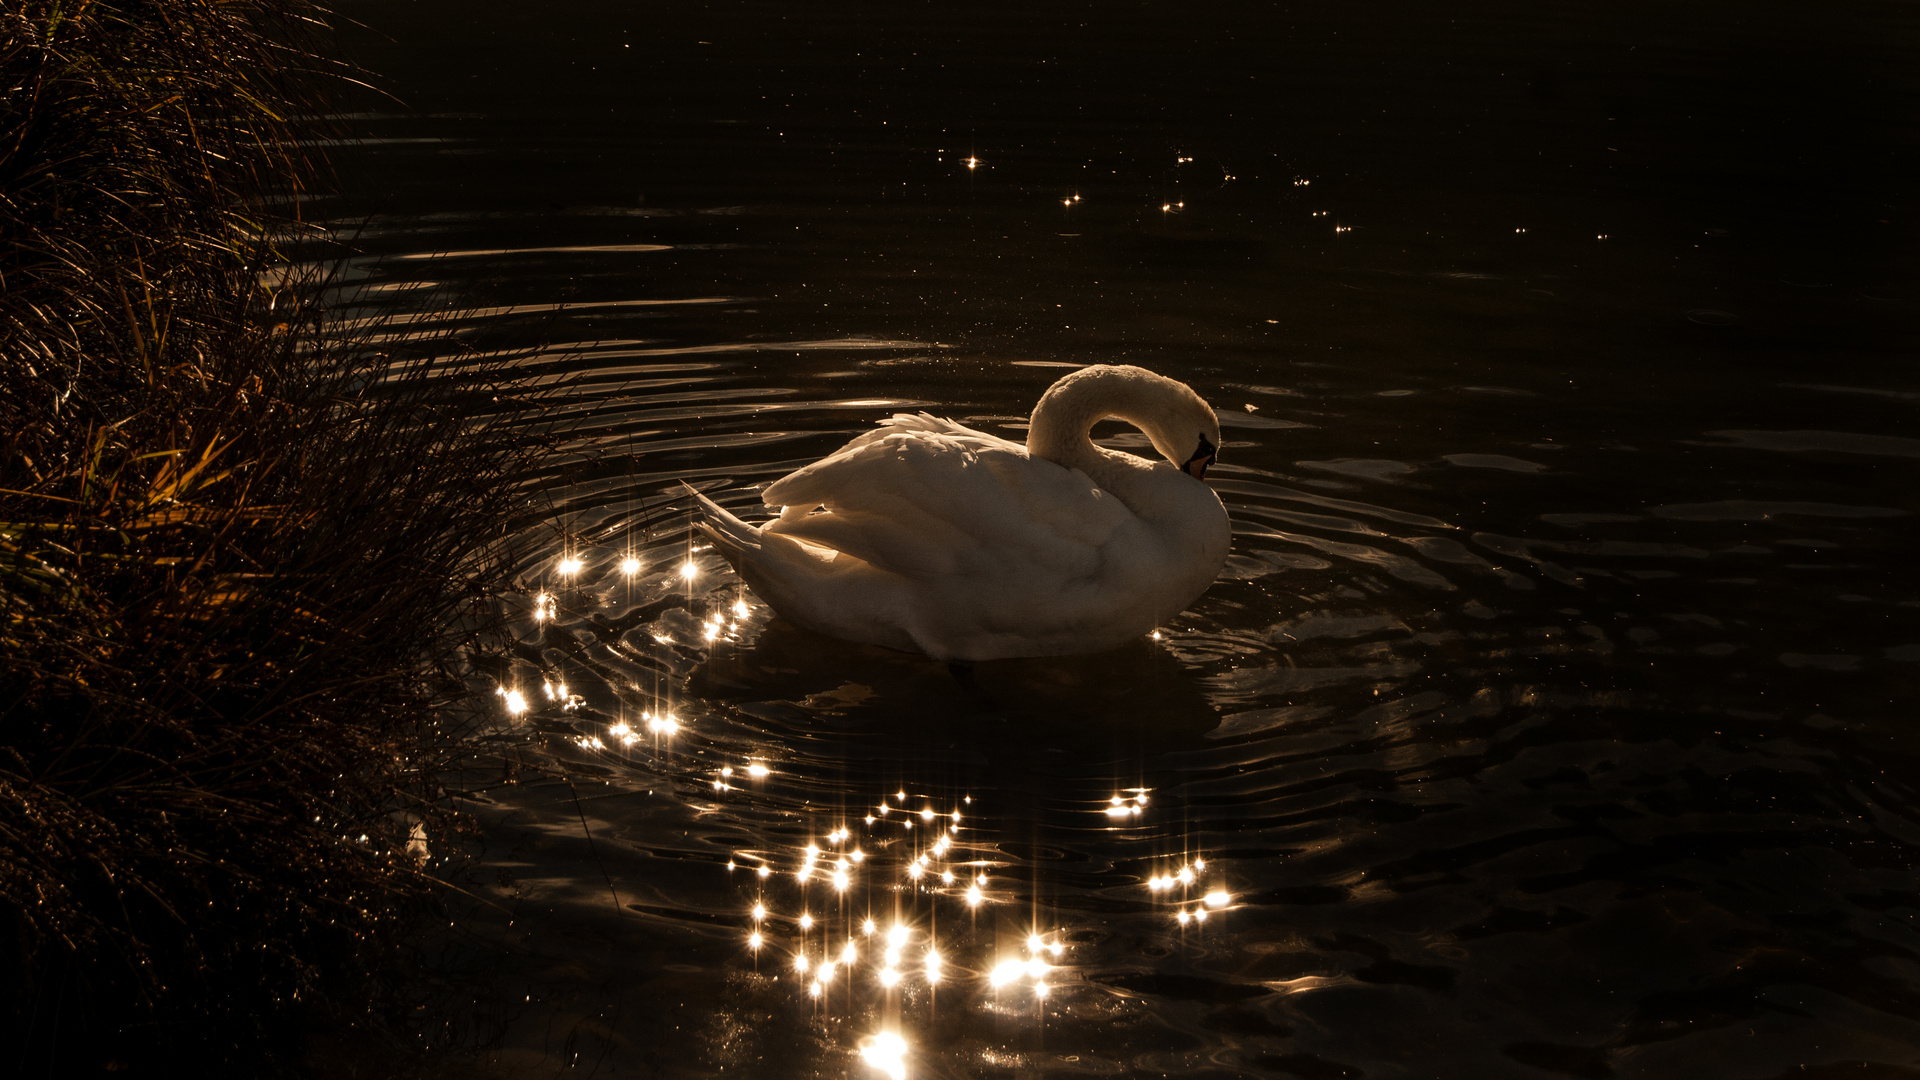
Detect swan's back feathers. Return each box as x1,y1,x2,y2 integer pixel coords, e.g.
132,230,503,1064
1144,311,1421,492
761,413,997,506
759,414,1132,582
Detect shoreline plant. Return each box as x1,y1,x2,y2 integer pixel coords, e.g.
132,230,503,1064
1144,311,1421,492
1,1,539,1071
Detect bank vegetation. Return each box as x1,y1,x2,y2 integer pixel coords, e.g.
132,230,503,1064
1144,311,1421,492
1,0,533,1071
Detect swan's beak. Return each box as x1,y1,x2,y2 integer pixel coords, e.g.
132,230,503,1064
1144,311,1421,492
1183,434,1216,480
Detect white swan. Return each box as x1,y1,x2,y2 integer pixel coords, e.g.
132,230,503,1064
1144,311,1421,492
688,364,1231,661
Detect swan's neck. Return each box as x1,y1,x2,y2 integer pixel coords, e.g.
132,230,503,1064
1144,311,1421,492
1026,370,1163,495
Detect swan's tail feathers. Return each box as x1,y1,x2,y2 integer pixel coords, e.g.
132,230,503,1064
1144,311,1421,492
681,482,760,572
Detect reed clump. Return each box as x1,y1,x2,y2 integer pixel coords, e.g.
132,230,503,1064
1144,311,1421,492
1,0,535,1070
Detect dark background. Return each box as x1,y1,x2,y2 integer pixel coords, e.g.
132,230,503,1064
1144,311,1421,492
334,0,1920,406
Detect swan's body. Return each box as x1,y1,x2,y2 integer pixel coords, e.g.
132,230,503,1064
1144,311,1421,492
690,365,1231,661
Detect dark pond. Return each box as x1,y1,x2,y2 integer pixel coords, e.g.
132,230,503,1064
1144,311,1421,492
322,2,1920,1076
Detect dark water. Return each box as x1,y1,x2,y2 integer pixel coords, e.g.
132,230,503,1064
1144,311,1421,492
322,3,1920,1076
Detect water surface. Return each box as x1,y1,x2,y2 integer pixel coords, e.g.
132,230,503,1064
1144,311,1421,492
325,3,1919,1076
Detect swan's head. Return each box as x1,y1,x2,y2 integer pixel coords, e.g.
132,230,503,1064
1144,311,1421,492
1029,364,1222,481
1117,369,1221,481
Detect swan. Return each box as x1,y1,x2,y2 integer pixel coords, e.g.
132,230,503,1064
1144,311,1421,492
687,364,1231,661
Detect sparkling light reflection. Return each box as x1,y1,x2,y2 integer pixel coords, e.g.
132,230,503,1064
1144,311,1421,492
1104,790,1149,819
723,787,1092,1018
859,1031,909,1080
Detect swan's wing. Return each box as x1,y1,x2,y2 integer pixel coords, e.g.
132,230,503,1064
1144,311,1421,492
760,414,1134,580
760,414,1010,513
